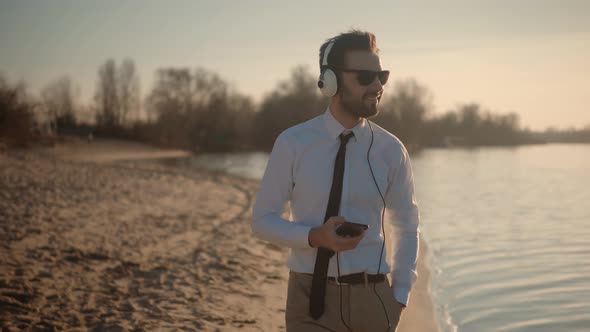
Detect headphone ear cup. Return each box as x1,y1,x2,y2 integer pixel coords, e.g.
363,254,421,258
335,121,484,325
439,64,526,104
319,69,338,97
317,74,324,89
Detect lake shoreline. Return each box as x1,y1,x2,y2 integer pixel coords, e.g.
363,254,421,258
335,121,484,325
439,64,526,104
1,138,440,331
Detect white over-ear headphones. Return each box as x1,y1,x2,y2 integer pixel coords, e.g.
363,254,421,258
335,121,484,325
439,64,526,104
317,39,338,97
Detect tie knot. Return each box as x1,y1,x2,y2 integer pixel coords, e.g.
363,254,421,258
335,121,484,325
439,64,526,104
339,131,354,145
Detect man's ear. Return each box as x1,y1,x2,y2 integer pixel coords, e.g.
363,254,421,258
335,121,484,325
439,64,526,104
334,73,344,97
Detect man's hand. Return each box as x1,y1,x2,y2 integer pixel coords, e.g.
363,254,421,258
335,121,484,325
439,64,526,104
308,216,365,252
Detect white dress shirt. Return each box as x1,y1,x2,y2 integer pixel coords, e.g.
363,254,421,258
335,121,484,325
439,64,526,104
251,108,420,305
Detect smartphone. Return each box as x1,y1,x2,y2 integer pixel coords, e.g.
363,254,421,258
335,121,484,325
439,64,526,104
335,221,369,237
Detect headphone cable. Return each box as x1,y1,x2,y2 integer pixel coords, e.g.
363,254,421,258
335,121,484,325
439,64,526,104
367,121,391,332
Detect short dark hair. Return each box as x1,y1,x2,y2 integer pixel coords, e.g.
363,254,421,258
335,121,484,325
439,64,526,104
319,30,379,72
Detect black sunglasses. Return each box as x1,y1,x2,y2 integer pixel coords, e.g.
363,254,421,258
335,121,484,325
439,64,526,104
338,69,390,86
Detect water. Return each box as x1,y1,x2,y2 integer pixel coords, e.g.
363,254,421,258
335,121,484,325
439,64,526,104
411,144,590,332
170,144,590,332
160,151,270,180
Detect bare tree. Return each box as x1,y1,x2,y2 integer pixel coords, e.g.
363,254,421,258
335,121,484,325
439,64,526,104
375,78,433,146
118,59,140,125
254,65,326,149
145,66,254,151
95,59,119,127
0,75,34,147
147,68,192,118
41,76,77,131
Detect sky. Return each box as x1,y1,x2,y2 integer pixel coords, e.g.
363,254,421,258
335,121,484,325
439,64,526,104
1,0,589,130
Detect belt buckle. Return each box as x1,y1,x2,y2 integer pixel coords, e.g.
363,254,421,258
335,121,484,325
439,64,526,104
363,272,369,288
335,275,349,286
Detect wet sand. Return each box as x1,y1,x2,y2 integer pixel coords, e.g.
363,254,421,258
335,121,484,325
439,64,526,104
0,138,439,331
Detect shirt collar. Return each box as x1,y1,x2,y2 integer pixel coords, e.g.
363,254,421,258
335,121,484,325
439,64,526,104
323,106,368,142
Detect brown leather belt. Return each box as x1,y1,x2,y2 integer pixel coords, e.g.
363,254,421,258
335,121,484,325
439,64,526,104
299,271,386,286
329,272,385,285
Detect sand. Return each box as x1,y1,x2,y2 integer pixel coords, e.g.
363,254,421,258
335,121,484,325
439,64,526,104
0,138,440,331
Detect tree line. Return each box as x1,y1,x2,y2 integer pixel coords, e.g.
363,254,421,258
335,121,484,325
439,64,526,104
2,59,589,150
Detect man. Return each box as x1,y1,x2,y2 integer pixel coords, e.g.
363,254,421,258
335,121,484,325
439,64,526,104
251,30,420,332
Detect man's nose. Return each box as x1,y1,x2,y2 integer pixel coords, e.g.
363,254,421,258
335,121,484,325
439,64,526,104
369,76,384,92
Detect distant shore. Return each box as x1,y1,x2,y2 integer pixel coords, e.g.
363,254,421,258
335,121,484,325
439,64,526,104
0,138,440,331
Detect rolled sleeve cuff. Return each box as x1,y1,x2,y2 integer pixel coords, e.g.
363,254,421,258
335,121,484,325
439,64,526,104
393,286,411,306
293,224,314,249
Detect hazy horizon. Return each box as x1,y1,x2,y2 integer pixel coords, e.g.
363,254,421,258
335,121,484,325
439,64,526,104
1,0,589,131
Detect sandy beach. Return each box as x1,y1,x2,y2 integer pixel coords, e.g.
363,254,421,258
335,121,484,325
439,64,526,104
0,138,439,332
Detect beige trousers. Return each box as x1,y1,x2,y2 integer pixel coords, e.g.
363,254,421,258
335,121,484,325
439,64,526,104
286,271,402,332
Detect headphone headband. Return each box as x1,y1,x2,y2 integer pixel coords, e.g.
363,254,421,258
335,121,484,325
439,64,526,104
318,38,338,97
322,39,335,67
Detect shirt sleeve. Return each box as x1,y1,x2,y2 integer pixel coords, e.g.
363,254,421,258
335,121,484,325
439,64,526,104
251,132,313,249
386,143,420,306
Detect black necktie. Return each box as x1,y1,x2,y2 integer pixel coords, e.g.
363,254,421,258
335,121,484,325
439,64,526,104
309,131,355,320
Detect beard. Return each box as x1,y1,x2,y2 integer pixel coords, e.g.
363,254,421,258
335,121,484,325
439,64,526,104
339,85,380,118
